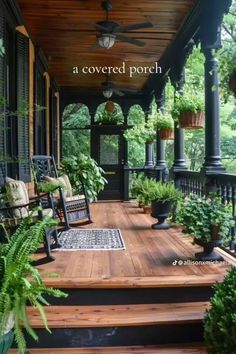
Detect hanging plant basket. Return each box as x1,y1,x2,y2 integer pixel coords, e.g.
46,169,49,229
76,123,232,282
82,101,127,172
179,111,204,129
159,128,174,140
229,69,236,97
105,101,115,113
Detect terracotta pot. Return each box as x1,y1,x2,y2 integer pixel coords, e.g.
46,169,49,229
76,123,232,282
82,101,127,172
229,69,236,97
159,128,174,140
179,111,204,129
105,101,115,113
143,205,151,214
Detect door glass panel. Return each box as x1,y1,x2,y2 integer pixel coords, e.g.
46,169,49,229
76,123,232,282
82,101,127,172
100,135,119,165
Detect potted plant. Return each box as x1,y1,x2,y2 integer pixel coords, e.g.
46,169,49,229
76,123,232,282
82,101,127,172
130,173,146,207
150,182,182,229
96,105,124,125
172,92,204,129
136,178,158,214
61,154,107,202
176,194,234,261
124,120,156,145
204,266,236,353
0,216,67,353
150,110,174,140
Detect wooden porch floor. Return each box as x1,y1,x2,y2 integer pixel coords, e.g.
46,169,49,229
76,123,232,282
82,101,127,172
36,202,235,288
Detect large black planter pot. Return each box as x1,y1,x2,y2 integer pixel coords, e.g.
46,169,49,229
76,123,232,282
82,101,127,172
151,200,172,230
0,330,14,354
194,237,224,262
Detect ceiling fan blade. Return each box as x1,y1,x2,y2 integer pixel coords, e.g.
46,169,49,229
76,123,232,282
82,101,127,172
115,34,145,47
114,21,153,33
86,21,108,32
113,88,125,96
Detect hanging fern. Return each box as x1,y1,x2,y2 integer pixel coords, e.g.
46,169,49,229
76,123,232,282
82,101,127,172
0,215,67,353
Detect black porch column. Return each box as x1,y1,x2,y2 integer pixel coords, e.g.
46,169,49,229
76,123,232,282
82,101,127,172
201,49,224,172
144,142,154,168
155,80,166,170
144,111,154,169
172,71,187,172
199,0,232,173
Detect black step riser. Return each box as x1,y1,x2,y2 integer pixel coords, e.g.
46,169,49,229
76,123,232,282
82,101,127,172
46,287,213,306
21,323,203,348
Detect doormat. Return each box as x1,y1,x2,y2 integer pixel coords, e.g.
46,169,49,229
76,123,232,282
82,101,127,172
56,229,125,251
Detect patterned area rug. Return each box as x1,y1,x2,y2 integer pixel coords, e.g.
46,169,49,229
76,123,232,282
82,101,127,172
56,229,125,251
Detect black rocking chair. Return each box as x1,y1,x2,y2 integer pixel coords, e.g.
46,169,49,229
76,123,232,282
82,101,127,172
31,155,92,228
0,180,59,263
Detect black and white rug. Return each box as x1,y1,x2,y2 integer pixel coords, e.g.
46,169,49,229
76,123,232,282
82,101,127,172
56,228,125,251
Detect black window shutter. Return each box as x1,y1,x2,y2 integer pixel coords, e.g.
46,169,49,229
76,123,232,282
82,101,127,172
16,31,30,182
0,15,6,185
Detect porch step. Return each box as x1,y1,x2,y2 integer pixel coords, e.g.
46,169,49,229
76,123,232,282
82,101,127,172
22,302,208,348
9,343,207,353
27,302,209,328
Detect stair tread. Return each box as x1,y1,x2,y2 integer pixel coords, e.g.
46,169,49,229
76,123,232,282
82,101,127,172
9,344,207,353
27,302,209,328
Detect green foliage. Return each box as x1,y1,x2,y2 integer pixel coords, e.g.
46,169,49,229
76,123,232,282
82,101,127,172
124,119,156,144
172,91,204,120
37,180,64,194
62,104,90,129
175,194,234,244
96,107,124,125
149,110,174,130
0,216,67,353
204,266,236,354
136,178,158,206
131,175,181,206
61,154,107,201
127,105,145,125
218,0,236,101
150,181,182,202
95,102,124,125
62,130,90,159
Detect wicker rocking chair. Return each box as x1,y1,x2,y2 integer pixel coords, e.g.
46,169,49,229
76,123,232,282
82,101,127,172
31,155,92,228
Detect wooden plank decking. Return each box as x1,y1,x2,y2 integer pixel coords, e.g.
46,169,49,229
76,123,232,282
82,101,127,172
35,202,235,288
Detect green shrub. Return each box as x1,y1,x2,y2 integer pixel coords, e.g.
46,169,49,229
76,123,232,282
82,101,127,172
204,266,236,354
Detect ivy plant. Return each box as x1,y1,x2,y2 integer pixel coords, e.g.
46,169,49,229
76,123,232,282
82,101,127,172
174,194,234,244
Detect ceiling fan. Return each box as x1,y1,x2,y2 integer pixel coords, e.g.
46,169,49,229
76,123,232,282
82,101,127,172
101,75,138,98
89,0,153,50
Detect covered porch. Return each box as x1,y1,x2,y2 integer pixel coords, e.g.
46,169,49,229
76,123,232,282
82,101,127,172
0,0,235,352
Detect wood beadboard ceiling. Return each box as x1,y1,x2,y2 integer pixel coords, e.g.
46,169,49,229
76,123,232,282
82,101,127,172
17,0,196,93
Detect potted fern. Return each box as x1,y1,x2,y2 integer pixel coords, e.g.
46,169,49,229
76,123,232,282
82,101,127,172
172,92,204,129
150,182,182,229
136,178,158,214
0,216,67,353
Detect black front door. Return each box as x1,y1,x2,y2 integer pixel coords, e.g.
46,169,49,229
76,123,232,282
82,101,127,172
92,127,124,200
